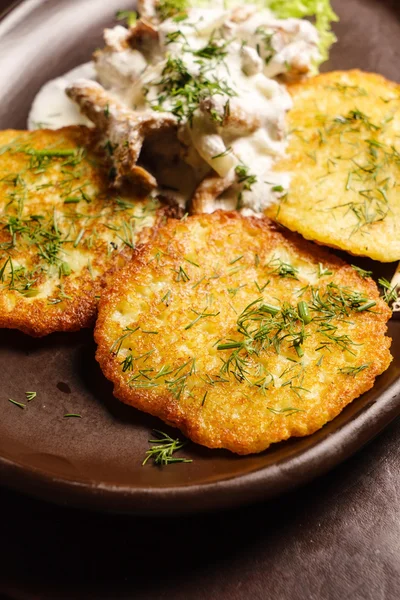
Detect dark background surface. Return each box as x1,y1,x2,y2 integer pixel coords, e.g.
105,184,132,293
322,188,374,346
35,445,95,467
0,0,400,598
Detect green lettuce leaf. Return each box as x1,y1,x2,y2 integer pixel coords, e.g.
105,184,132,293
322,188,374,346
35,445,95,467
264,0,339,66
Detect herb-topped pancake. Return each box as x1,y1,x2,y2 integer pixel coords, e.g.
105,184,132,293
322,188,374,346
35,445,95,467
95,211,392,455
0,127,172,336
268,70,400,262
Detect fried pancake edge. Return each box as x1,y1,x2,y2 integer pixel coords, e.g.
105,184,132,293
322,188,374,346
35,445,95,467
0,127,177,337
268,70,400,262
94,211,392,454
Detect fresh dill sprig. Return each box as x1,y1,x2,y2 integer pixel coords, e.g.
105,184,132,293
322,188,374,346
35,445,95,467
8,398,26,409
255,27,276,65
334,109,380,132
338,363,370,376
142,430,192,466
147,55,236,124
174,265,190,282
25,391,37,402
115,9,137,27
351,265,373,279
111,326,140,356
216,281,376,385
157,0,189,20
161,290,172,306
128,358,196,401
184,307,220,330
379,277,398,304
317,263,333,278
235,165,257,191
120,354,134,373
268,257,299,279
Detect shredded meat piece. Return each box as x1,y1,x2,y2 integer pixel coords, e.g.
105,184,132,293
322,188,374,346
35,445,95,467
190,172,236,214
67,79,177,192
200,99,261,136
230,5,257,23
103,26,131,52
137,0,160,24
127,19,161,61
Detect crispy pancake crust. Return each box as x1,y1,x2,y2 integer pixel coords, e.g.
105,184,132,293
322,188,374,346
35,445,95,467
267,70,400,262
0,127,175,336
95,211,392,455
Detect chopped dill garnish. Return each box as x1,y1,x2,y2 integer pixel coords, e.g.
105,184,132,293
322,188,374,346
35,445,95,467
183,307,220,330
255,27,276,65
317,263,333,278
161,290,172,306
351,265,373,279
235,165,257,191
229,255,244,265
115,9,137,27
147,55,236,124
174,265,190,282
184,257,200,267
121,354,134,373
338,363,370,376
215,281,376,385
228,284,246,296
334,109,380,131
111,326,140,355
212,146,233,159
379,277,398,304
254,280,269,293
157,0,189,21
8,398,26,409
128,358,196,401
268,257,299,279
142,430,192,466
297,301,312,324
25,391,37,402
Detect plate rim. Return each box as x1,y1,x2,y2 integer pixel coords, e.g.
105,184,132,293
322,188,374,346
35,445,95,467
0,0,399,515
0,375,399,515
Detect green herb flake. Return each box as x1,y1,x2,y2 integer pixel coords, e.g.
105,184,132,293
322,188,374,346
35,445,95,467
115,9,137,27
351,265,373,279
8,398,26,409
379,277,398,304
142,429,192,466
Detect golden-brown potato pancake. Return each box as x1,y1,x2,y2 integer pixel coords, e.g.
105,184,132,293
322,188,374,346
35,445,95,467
0,127,172,336
267,70,400,262
95,211,392,455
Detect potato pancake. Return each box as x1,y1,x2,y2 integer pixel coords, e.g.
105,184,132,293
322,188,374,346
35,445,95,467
267,70,400,262
95,211,392,455
0,127,172,336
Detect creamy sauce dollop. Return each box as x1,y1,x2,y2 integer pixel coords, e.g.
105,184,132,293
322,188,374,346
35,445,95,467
28,62,96,130
28,5,320,213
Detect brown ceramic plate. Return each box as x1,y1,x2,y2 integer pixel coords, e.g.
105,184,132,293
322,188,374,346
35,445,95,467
0,0,399,515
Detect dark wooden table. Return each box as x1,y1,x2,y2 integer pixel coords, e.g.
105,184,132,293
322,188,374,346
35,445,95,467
0,0,400,598
1,421,400,599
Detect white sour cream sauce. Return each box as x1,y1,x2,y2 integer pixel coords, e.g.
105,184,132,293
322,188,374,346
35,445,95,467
28,6,319,213
28,62,96,130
